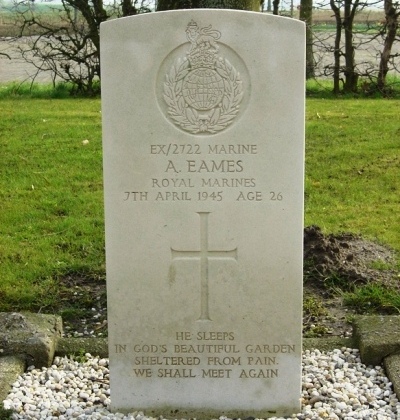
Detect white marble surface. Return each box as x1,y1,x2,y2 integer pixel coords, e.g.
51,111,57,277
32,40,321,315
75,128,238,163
101,9,305,418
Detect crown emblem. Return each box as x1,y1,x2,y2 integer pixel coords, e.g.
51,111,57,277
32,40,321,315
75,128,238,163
186,20,220,70
163,21,243,134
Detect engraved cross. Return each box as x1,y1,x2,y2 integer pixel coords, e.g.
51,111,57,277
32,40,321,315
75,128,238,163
171,212,237,321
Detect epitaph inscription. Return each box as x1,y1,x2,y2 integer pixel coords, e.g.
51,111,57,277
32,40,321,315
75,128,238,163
163,21,244,134
171,212,237,321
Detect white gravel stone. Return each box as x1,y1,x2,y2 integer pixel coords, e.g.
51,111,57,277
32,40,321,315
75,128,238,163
2,349,399,419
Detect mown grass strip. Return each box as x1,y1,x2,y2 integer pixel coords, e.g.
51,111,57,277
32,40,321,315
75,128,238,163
304,98,400,251
0,98,104,311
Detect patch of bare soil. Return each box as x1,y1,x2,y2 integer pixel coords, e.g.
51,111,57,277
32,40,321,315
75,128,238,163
303,226,398,338
57,273,108,338
57,226,398,339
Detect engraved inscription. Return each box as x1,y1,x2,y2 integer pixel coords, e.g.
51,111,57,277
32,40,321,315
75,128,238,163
121,142,288,203
115,344,127,353
122,143,288,203
171,212,237,321
124,332,298,380
163,21,243,134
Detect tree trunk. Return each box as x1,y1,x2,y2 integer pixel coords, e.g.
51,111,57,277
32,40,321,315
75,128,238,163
377,0,399,93
272,0,279,14
121,0,138,16
342,0,358,93
330,0,342,95
157,0,260,11
69,0,108,53
299,0,314,79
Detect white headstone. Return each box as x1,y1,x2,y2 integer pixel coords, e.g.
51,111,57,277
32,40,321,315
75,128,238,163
101,10,304,418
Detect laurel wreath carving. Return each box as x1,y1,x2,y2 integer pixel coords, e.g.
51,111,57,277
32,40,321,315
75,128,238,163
163,57,243,134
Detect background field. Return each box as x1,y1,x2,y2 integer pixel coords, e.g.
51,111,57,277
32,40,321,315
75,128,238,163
1,7,398,87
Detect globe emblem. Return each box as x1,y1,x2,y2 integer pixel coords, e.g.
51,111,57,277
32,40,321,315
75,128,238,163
162,21,244,134
182,68,225,111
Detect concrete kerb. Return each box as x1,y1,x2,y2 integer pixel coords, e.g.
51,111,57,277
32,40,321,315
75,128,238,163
352,315,400,400
0,311,63,404
55,337,108,358
0,355,25,403
352,315,400,366
0,312,63,368
1,313,400,406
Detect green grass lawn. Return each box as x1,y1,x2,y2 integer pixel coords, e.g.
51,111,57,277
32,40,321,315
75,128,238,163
0,96,399,313
304,99,400,250
0,98,104,311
